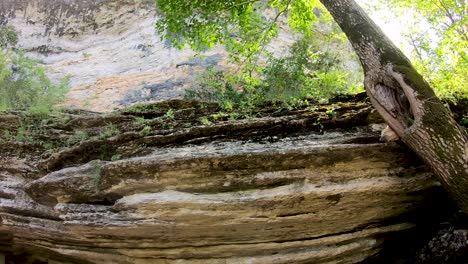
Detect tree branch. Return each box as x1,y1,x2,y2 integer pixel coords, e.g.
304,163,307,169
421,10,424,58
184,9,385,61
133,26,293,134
434,0,468,42
234,0,292,74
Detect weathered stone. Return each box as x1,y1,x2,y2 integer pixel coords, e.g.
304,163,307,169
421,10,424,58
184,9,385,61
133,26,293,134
0,98,459,263
0,121,447,263
0,0,291,112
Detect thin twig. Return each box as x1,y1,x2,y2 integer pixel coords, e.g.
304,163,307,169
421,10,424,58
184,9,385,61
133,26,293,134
234,0,293,75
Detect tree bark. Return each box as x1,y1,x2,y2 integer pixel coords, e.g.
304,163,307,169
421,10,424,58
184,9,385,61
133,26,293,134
319,0,468,212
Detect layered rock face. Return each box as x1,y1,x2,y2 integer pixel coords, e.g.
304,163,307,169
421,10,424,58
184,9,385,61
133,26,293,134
0,2,456,263
0,0,293,112
0,100,448,264
1,0,205,111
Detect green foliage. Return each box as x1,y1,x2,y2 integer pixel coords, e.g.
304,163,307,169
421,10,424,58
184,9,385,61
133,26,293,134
0,26,69,114
66,131,89,146
185,34,362,110
158,0,363,110
0,50,70,113
15,124,34,143
0,25,18,48
185,67,250,110
98,123,120,140
90,160,103,185
210,112,230,122
164,108,175,119
371,0,467,100
111,154,123,161
199,117,213,125
140,125,152,136
261,35,358,105
1,115,49,144
155,0,336,65
135,116,148,125
461,116,468,127
156,0,275,63
325,104,341,117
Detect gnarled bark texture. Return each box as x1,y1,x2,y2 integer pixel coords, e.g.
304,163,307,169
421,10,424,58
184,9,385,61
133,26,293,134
319,0,468,213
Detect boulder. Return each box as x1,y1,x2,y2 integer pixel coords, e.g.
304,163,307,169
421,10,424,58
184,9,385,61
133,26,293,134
0,100,449,264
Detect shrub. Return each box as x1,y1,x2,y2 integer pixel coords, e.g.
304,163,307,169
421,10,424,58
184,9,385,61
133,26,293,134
98,123,120,140
0,26,69,114
0,25,18,48
185,35,363,110
184,67,255,111
261,35,356,104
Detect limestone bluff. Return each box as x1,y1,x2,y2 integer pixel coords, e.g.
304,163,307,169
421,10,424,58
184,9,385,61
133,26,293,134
0,0,296,112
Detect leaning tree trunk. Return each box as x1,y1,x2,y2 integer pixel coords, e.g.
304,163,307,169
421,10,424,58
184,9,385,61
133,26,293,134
319,0,468,212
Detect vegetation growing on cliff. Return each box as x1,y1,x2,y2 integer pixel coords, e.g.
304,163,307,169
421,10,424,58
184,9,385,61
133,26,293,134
185,34,362,111
0,25,69,114
178,4,364,110
166,0,467,117
154,0,468,214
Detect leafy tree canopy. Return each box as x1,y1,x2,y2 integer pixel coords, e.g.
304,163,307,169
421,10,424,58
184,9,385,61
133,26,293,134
156,0,334,61
156,0,467,101
368,0,467,100
157,0,364,109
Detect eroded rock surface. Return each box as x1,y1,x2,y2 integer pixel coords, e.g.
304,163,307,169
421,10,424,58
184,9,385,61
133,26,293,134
0,100,451,264
0,0,296,112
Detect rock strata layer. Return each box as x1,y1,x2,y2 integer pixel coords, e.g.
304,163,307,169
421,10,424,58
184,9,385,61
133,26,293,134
0,100,448,264
0,0,295,112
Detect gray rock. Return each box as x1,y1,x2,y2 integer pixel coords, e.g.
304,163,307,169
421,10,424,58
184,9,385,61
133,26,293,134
1,0,295,112
0,128,446,264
